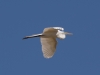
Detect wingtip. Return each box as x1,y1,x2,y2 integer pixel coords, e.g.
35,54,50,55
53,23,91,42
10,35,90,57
43,55,53,59
22,37,28,40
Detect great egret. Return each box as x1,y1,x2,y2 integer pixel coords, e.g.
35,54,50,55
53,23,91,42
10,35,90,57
23,27,72,58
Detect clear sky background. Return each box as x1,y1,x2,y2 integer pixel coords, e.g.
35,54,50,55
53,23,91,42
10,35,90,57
0,0,100,75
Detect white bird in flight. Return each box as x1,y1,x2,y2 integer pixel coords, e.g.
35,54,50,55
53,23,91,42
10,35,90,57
23,27,72,59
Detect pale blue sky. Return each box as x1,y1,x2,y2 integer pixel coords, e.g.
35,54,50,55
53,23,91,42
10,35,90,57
0,0,100,75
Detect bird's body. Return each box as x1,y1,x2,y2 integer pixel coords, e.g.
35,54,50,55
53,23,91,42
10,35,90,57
23,27,72,58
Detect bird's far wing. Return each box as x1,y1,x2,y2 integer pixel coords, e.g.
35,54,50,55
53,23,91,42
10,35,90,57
40,37,57,58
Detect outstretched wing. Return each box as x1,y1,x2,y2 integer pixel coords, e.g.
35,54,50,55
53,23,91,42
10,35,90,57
40,37,57,58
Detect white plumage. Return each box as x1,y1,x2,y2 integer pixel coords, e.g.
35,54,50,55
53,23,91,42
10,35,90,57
23,27,72,58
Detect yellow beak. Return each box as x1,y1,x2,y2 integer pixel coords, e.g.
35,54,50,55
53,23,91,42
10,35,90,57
64,32,73,35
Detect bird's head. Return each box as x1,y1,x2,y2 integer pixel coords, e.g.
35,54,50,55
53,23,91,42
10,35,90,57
57,31,73,39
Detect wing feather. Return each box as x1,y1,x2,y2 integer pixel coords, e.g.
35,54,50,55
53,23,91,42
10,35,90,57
40,37,57,58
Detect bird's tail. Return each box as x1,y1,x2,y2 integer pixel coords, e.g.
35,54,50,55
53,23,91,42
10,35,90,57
23,33,43,39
